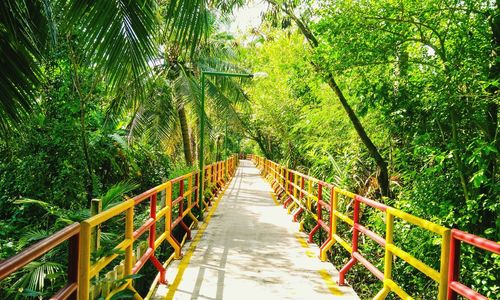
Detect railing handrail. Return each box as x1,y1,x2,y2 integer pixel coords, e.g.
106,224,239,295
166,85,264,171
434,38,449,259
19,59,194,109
0,222,80,300
0,155,239,300
448,229,500,300
253,155,498,300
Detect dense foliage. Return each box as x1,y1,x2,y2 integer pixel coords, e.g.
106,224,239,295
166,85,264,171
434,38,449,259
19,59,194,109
0,0,248,298
0,0,498,299
238,0,499,298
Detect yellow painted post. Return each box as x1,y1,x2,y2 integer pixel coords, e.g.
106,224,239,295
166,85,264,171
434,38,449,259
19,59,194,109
287,173,298,214
279,165,283,190
375,210,394,299
164,182,181,258
332,189,338,236
225,159,228,179
160,178,167,232
438,229,451,300
215,163,219,186
218,162,221,185
79,221,91,300
320,188,337,261
187,174,192,208
213,163,217,185
124,205,134,288
212,164,216,188
187,173,199,228
220,161,224,184
211,165,214,189
307,180,312,211
276,163,279,180
90,199,102,252
207,166,211,191
285,168,290,201
293,173,298,200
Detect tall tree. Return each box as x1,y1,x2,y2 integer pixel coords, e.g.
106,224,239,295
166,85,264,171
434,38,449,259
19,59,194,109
266,0,391,197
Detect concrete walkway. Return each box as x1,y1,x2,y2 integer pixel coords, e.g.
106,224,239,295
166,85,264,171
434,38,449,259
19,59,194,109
153,160,359,300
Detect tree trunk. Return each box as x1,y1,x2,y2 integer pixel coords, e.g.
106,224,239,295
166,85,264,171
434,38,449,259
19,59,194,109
215,136,222,161
450,109,470,202
251,129,273,159
269,1,391,197
325,75,390,197
67,36,93,204
79,96,94,204
485,0,500,185
178,107,193,166
190,129,197,165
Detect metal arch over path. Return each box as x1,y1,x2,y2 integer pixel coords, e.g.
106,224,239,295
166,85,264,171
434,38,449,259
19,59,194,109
0,156,498,300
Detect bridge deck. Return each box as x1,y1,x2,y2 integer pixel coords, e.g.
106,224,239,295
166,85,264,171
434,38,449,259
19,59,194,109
153,160,359,299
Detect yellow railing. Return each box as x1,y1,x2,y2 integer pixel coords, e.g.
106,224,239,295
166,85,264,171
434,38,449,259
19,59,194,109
375,208,450,300
78,155,238,300
252,155,498,300
0,155,239,300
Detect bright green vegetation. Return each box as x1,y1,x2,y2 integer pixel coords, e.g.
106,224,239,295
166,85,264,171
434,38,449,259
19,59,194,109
0,0,498,299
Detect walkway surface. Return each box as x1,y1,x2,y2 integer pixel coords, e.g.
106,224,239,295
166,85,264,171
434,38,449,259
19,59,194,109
153,160,359,300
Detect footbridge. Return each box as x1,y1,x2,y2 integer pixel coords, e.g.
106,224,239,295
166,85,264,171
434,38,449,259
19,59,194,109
0,156,498,300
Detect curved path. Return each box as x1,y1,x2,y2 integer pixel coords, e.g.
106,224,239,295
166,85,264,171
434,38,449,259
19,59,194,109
153,160,359,299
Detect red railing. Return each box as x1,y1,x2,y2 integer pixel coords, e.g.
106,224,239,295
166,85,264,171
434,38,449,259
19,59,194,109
339,195,388,284
306,181,331,245
166,172,200,258
448,229,500,300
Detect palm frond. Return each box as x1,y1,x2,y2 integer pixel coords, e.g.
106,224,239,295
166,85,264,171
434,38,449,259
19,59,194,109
10,261,63,295
100,180,139,210
18,229,51,249
163,0,211,57
173,65,200,108
0,0,52,135
198,56,251,108
198,31,239,59
64,0,158,99
163,0,245,57
205,79,238,118
14,198,79,226
14,198,52,211
128,90,177,146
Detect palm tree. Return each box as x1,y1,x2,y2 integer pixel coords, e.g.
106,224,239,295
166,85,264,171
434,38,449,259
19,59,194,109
125,33,250,167
0,0,245,136
119,2,250,167
1,0,247,203
0,0,158,135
